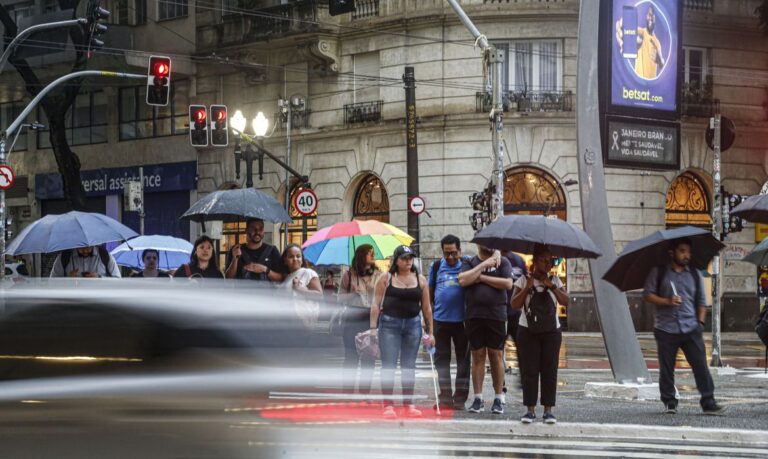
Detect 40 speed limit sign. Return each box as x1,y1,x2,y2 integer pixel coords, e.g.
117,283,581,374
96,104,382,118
293,188,318,216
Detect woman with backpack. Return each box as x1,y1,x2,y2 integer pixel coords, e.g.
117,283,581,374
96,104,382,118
174,235,224,279
510,244,568,424
338,244,380,395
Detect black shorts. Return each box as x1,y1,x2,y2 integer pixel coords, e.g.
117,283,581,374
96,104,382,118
465,318,507,351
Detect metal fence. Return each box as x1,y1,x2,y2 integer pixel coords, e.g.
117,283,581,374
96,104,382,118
476,90,573,113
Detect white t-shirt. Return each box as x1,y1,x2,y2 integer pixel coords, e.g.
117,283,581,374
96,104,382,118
282,268,320,328
513,275,564,329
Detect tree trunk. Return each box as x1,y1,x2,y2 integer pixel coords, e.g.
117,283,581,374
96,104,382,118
46,106,86,211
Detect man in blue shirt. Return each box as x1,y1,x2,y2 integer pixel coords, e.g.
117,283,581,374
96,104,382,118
643,238,725,415
429,234,470,410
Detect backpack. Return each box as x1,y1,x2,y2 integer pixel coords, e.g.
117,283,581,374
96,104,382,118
756,305,768,373
525,276,558,334
60,247,113,278
655,264,702,306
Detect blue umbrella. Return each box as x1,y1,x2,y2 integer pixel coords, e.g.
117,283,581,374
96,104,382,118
110,235,193,270
5,211,138,256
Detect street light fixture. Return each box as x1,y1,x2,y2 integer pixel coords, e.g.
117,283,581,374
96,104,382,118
231,111,269,189
253,112,269,137
231,110,247,135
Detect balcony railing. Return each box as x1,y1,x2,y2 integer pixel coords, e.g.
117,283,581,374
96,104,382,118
352,0,379,19
220,0,322,44
684,0,714,11
682,98,718,118
681,77,715,117
476,90,574,113
344,100,383,125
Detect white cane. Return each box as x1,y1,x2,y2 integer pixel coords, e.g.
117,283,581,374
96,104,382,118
427,346,441,415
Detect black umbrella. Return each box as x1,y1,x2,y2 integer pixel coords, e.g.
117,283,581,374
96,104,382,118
602,226,724,291
180,188,292,224
730,194,768,223
470,215,602,258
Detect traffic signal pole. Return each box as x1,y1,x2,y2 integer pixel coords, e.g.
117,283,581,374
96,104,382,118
0,70,144,282
403,67,420,253
446,0,505,222
711,112,723,367
0,18,87,76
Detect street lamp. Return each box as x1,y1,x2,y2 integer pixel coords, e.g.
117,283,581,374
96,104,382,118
231,110,267,189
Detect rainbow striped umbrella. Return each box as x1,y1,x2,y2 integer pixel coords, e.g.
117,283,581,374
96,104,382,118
302,220,414,266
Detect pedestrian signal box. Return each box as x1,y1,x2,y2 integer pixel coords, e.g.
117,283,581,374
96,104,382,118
146,56,171,106
189,105,208,147
210,105,228,147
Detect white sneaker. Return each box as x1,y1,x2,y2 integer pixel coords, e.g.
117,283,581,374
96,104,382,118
500,393,506,405
382,405,397,418
406,405,422,417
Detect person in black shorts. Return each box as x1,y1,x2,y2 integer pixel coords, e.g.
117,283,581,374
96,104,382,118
459,244,513,415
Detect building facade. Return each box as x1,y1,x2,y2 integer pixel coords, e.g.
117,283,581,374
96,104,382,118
2,0,767,329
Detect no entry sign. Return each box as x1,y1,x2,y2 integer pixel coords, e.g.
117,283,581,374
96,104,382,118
409,196,426,215
0,165,15,190
293,188,318,216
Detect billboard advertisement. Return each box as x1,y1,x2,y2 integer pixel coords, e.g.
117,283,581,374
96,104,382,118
610,0,680,114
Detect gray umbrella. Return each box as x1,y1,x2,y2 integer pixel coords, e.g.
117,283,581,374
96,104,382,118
470,215,601,258
730,194,768,222
180,188,292,224
602,226,724,292
741,237,768,266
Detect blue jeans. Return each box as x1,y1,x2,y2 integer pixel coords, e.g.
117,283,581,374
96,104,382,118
379,313,422,406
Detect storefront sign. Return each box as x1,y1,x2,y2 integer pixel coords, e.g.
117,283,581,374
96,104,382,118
610,0,680,115
605,116,679,170
35,161,197,200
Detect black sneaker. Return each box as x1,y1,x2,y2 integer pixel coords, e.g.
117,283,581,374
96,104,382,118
663,403,677,414
520,411,536,424
467,398,484,413
703,402,727,416
491,398,504,414
543,412,557,424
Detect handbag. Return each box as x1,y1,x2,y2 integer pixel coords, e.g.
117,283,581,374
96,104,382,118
329,270,357,336
355,328,380,360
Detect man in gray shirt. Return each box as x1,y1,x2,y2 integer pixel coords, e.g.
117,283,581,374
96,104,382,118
50,246,121,278
643,238,724,415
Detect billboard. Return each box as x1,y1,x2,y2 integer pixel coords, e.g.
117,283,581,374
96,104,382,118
610,0,680,115
604,116,680,170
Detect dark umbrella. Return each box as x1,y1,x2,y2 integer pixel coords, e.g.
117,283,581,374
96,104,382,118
180,188,292,224
602,226,724,292
730,194,768,223
470,215,602,258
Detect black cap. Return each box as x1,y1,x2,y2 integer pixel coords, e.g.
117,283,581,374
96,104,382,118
392,245,414,259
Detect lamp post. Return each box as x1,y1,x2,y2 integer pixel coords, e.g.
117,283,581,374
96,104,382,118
231,110,268,189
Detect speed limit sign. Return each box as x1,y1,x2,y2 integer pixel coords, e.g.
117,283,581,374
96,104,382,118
293,188,318,216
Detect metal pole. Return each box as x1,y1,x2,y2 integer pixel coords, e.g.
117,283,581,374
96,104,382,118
284,104,292,250
711,113,723,367
445,0,490,51
490,49,504,221
139,166,145,235
0,140,6,282
0,18,87,76
403,66,420,251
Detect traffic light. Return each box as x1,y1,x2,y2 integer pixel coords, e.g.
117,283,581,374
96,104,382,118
85,0,109,51
189,105,208,147
727,193,745,234
329,0,355,16
146,56,172,106
210,105,228,147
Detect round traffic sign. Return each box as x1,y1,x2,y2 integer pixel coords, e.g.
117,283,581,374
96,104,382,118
408,196,426,215
293,188,318,216
706,116,736,152
0,165,15,190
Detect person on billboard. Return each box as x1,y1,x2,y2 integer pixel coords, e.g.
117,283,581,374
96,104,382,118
616,4,665,79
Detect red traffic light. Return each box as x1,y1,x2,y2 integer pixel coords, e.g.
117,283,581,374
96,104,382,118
210,105,228,147
194,108,206,123
154,62,169,78
215,108,226,122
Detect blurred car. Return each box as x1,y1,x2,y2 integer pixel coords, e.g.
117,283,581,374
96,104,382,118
0,279,344,394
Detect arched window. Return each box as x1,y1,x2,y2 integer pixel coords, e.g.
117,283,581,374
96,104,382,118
353,174,389,223
281,184,318,247
665,171,712,228
503,166,567,220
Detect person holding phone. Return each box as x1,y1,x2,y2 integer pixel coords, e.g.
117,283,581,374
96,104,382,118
50,246,121,278
643,238,725,416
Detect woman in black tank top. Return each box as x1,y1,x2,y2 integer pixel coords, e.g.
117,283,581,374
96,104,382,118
370,245,434,418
